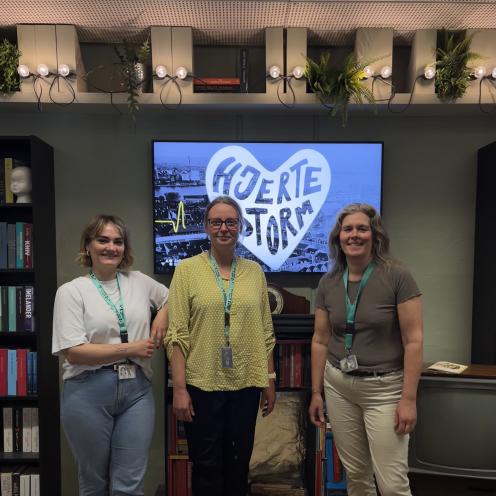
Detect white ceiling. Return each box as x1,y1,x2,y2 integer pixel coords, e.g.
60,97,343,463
2,0,496,46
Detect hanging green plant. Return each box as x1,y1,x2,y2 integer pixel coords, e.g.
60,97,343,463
0,39,21,94
305,52,375,126
435,30,479,101
114,38,151,118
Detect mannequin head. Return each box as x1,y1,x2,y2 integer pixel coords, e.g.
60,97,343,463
10,166,32,203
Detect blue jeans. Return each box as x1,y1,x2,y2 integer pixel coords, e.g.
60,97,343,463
61,367,155,496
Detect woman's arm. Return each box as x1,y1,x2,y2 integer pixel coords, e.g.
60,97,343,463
150,304,169,347
171,345,195,422
308,308,331,427
65,339,156,365
260,352,276,417
396,295,423,435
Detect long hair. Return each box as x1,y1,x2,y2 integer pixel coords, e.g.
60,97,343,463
76,214,134,269
203,195,244,233
328,203,391,278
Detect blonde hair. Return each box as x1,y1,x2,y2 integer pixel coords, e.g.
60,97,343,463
328,203,391,278
76,214,134,269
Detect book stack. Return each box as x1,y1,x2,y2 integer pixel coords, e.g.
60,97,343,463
0,223,33,269
0,286,35,333
167,456,191,496
0,349,38,396
0,466,40,496
193,77,241,93
325,428,347,495
274,341,311,388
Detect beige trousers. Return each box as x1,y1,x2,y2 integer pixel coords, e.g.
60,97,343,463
323,363,412,496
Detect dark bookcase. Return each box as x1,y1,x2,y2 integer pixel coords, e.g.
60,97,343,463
0,136,60,495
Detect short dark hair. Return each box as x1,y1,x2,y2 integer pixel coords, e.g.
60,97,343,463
76,214,134,269
328,203,391,277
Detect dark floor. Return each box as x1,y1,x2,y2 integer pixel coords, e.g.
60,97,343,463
157,475,496,495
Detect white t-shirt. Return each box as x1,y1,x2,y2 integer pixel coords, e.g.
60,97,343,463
52,270,168,380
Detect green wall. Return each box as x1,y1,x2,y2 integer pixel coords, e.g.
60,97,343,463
0,107,494,494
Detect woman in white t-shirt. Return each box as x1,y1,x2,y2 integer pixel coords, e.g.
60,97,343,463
52,214,169,496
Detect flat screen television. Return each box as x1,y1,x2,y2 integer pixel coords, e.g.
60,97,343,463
409,375,496,480
153,141,383,274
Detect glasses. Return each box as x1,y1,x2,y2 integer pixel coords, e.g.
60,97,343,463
207,218,240,229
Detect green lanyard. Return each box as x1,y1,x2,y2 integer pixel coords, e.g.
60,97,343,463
89,271,128,343
343,262,374,352
208,252,237,346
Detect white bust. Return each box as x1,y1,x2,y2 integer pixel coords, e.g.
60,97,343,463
10,166,32,204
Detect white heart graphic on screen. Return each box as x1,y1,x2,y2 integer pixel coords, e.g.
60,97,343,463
205,145,331,270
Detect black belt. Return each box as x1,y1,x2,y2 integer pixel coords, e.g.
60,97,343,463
345,369,400,377
100,361,130,371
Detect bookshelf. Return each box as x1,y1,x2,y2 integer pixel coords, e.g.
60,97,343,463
0,136,60,496
163,314,322,496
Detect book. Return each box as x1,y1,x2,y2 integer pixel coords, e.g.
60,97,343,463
23,224,33,269
428,361,468,374
0,222,7,269
0,158,5,204
7,349,16,395
3,406,13,452
30,408,39,453
8,286,17,332
15,223,24,269
194,77,241,92
16,349,28,396
22,407,32,452
13,406,23,452
7,224,16,269
0,348,7,395
1,470,13,496
24,286,34,332
4,157,13,204
240,47,248,93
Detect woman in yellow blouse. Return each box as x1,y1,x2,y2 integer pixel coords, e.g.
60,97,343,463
164,195,276,496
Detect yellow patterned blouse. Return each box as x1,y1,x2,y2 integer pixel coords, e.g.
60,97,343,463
165,252,275,391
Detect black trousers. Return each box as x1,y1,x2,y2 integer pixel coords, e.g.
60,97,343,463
184,385,261,496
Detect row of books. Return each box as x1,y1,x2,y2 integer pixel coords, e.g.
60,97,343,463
0,466,39,496
0,349,38,396
167,455,191,496
274,341,311,388
0,223,33,270
0,286,35,333
315,423,347,496
167,405,187,456
1,407,39,454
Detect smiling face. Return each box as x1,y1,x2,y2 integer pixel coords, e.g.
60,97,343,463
206,202,241,254
86,223,125,276
339,212,373,262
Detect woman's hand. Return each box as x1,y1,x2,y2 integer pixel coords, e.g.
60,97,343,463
173,387,195,422
395,397,417,435
151,306,168,348
308,392,325,427
130,338,156,359
260,380,276,417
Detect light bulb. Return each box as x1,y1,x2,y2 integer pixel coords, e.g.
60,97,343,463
155,65,168,79
58,64,70,77
17,65,30,78
424,66,436,80
380,65,392,79
175,66,188,80
292,66,304,79
37,63,49,77
492,67,496,79
473,66,486,79
363,66,374,79
268,65,281,79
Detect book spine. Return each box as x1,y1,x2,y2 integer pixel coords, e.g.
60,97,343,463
7,349,16,395
31,352,37,394
22,407,32,452
13,406,22,452
240,47,248,93
3,406,13,452
31,407,39,453
15,222,24,269
0,222,7,269
1,471,13,496
23,224,33,269
0,348,7,395
4,157,13,204
1,286,8,332
8,286,16,332
16,286,24,333
7,224,16,269
24,286,34,332
16,348,27,396
0,158,5,204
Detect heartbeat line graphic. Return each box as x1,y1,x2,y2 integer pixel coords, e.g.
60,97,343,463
155,201,186,233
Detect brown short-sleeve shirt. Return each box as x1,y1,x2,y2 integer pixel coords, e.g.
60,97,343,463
315,263,421,372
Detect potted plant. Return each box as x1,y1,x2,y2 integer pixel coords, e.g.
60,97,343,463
0,38,21,94
114,38,151,117
305,52,375,126
435,30,478,101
